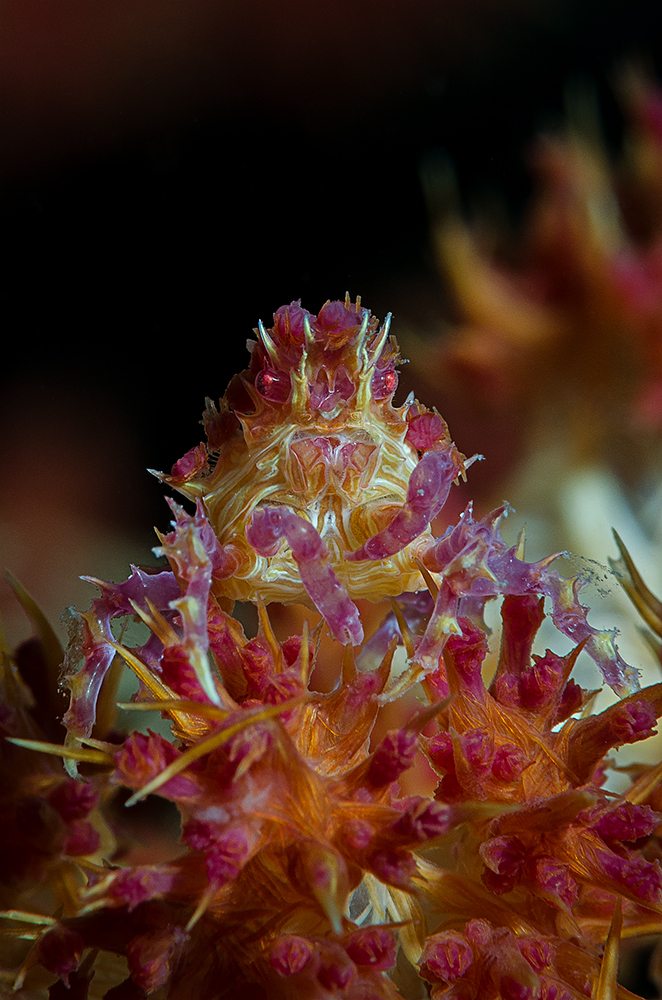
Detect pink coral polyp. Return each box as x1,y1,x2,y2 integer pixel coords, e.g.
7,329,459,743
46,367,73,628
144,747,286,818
270,935,313,977
420,930,474,982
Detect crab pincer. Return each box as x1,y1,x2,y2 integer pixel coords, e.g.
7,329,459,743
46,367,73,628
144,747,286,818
247,507,364,646
346,450,461,563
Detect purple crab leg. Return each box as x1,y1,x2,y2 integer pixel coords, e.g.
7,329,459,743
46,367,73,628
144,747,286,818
246,507,364,646
346,450,460,563
421,505,639,696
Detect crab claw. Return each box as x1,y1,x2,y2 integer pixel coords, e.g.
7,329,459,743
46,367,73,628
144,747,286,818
346,450,460,563
246,507,364,646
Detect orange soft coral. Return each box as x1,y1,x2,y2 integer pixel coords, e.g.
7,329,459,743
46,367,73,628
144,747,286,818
4,300,662,1000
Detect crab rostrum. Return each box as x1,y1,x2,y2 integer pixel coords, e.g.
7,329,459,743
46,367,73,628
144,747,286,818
157,297,637,696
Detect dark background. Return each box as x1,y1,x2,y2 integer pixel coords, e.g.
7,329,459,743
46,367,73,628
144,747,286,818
1,0,661,646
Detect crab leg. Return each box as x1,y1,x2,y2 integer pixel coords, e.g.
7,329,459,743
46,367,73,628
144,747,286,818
346,450,460,563
421,504,639,696
246,507,364,646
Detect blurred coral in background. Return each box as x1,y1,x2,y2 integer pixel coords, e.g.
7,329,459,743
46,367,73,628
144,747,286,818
408,69,662,524
396,71,662,702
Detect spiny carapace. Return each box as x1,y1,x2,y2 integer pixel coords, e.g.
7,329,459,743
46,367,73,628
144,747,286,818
156,296,467,646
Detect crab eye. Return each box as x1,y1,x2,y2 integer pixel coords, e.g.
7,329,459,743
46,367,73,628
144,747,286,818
371,369,398,400
255,368,291,403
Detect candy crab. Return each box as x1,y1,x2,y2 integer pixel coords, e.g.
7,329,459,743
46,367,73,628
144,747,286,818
157,297,637,697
